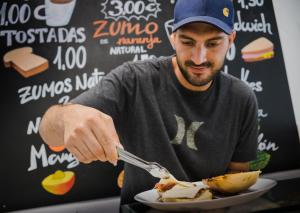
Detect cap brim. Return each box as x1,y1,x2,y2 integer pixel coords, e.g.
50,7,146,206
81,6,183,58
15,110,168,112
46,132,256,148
173,16,233,34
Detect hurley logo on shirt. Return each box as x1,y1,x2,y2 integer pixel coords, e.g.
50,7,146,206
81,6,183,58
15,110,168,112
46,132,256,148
170,115,204,151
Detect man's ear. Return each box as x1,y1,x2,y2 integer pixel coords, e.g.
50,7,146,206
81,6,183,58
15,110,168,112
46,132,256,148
228,31,236,47
169,33,175,50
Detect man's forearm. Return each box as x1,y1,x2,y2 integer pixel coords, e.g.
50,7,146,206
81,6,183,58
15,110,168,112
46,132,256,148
39,104,65,147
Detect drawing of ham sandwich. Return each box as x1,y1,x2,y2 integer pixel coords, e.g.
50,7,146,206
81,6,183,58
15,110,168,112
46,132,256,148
241,37,274,62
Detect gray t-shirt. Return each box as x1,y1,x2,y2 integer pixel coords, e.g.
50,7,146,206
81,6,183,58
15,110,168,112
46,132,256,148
72,56,258,204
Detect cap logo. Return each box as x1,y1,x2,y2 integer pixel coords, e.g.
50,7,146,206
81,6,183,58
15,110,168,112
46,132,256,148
223,8,229,17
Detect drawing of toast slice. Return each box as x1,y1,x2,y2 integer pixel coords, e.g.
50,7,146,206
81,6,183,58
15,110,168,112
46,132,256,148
3,47,49,78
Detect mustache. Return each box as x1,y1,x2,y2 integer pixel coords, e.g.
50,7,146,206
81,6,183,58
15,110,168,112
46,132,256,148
185,61,212,68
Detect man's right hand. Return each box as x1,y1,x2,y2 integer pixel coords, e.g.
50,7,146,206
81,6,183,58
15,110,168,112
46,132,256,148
39,104,121,165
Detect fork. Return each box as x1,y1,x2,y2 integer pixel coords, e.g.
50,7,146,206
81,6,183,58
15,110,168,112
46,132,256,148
117,147,170,179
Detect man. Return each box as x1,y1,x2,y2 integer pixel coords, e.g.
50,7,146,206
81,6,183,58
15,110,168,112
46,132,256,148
39,0,258,204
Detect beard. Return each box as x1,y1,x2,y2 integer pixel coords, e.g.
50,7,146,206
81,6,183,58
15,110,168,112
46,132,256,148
176,55,224,87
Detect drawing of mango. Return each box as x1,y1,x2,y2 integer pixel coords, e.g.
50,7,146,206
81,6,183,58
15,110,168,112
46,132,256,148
48,145,65,152
42,170,75,195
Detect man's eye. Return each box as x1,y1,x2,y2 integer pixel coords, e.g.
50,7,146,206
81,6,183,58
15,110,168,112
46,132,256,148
206,42,218,48
181,40,194,46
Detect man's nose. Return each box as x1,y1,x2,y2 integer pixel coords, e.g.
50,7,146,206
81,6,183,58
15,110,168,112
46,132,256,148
191,46,207,65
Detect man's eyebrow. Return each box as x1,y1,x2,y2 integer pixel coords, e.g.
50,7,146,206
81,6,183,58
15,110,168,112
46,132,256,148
178,34,226,41
207,36,226,41
178,34,195,40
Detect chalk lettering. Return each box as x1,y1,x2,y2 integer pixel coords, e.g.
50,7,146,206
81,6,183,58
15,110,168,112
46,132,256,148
18,70,106,104
18,78,73,104
93,20,158,38
133,53,156,61
258,109,268,118
75,69,105,91
99,39,109,45
226,43,236,61
58,95,70,104
28,144,80,172
116,35,161,49
241,67,263,92
0,2,7,26
110,45,147,55
53,46,87,71
93,20,108,37
0,2,31,26
0,27,86,46
237,0,264,9
101,0,161,21
221,64,229,74
258,133,279,151
234,11,272,35
27,117,41,135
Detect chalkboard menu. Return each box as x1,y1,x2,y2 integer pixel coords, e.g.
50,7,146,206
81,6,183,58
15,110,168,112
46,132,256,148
1,0,299,211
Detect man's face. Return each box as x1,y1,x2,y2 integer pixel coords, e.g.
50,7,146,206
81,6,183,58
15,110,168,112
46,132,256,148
172,23,235,87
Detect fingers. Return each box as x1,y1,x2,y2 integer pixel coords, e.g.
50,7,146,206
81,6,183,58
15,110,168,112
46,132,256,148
91,113,120,165
62,105,121,166
66,143,92,164
65,126,108,164
82,129,107,162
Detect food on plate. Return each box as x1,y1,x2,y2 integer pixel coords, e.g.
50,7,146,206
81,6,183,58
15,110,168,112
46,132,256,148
155,175,196,192
158,184,213,202
3,47,48,78
241,37,274,62
154,176,212,202
41,170,75,195
202,171,261,194
153,170,260,202
155,176,178,192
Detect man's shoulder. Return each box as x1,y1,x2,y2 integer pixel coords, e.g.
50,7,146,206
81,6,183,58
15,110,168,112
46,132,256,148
126,56,172,71
109,56,171,83
220,72,255,99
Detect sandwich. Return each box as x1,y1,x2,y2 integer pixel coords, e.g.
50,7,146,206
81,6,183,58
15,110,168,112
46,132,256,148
154,177,212,202
241,37,274,62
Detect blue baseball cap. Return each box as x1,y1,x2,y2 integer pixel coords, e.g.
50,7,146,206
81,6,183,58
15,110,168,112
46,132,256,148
173,0,235,34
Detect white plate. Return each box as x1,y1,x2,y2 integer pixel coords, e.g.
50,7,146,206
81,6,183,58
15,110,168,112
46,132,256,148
134,178,277,211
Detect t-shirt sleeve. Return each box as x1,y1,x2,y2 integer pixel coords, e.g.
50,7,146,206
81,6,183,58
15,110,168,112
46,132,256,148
231,90,258,162
70,62,133,120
